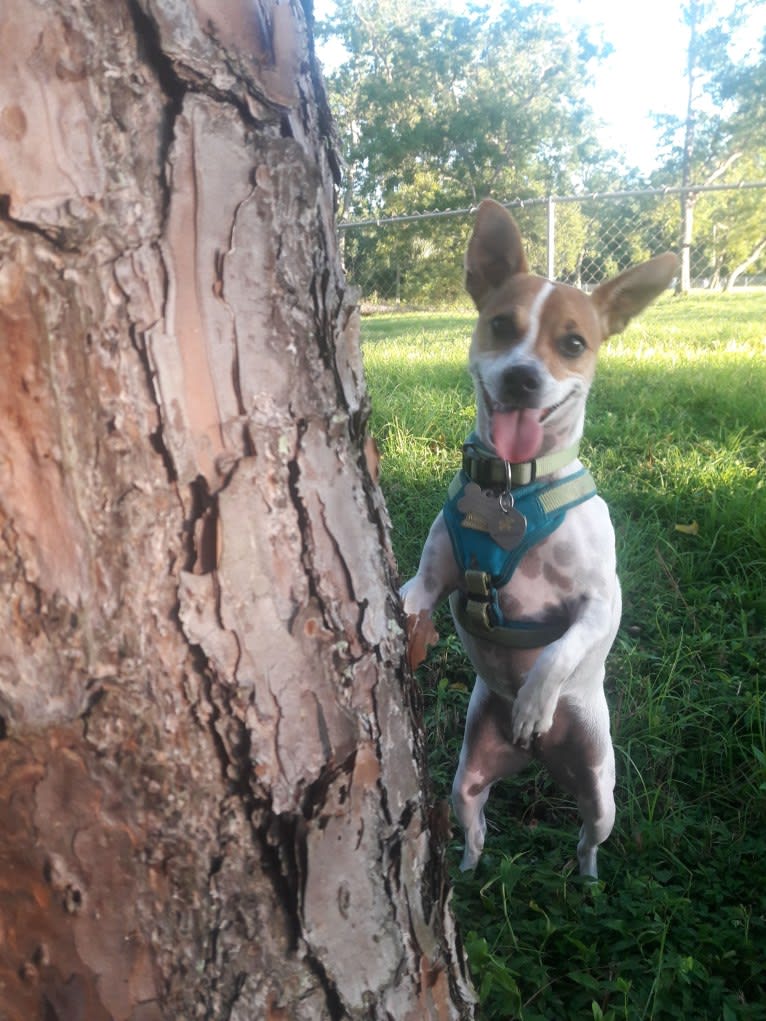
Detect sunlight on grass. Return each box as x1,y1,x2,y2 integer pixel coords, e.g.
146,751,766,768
362,291,766,1021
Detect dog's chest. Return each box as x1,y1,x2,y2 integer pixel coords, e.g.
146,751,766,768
450,529,576,691
496,498,616,620
496,532,580,622
453,499,617,695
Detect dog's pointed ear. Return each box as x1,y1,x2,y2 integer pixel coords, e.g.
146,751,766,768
465,199,529,308
591,253,679,337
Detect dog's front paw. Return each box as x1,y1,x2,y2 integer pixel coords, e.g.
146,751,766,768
400,577,433,617
511,680,556,747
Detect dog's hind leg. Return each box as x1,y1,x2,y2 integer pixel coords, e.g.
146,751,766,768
538,690,615,878
575,752,615,878
452,676,531,871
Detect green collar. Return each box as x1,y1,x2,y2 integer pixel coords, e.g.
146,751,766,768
462,432,581,487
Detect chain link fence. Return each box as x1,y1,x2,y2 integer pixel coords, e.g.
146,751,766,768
338,182,766,309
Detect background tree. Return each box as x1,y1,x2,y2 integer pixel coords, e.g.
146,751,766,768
0,1,474,1017
676,1,743,290
723,23,766,145
322,0,607,211
690,153,766,288
325,0,766,304
650,0,766,290
321,0,608,301
711,19,766,286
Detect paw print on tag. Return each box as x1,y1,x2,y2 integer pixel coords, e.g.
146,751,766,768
457,482,527,551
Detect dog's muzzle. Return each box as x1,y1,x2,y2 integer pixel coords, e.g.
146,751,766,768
497,361,544,408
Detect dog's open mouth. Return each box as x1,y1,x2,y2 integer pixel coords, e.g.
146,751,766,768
539,389,575,422
489,389,576,463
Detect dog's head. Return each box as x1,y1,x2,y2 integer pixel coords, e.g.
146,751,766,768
465,198,679,463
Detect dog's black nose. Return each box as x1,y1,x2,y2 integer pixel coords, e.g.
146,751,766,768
500,363,543,405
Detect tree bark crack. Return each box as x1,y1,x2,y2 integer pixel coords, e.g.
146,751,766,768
214,182,259,451
126,0,187,229
0,194,75,252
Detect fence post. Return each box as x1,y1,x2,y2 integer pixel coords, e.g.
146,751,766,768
678,187,694,294
546,195,556,280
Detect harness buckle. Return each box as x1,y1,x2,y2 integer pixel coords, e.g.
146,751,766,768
464,569,491,597
463,570,493,632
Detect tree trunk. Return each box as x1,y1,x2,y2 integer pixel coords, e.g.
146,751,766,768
724,236,766,291
677,0,699,295
678,189,695,293
0,3,475,1019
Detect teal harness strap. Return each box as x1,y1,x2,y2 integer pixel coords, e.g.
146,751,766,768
443,461,598,648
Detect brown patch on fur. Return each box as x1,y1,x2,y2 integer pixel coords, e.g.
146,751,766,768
527,284,603,381
498,591,524,620
543,561,574,591
535,698,608,795
552,541,575,566
423,568,440,594
519,550,542,579
472,276,547,352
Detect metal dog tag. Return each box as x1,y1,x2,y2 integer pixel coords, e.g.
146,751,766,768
487,499,527,551
457,482,527,551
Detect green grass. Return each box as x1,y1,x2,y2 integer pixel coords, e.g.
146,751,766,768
362,291,766,1021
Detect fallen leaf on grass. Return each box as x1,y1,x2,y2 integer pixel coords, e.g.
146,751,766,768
674,521,699,536
406,610,439,671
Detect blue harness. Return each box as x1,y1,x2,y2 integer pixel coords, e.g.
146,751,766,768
443,436,597,648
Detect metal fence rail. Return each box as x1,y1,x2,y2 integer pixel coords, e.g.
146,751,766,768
338,181,766,307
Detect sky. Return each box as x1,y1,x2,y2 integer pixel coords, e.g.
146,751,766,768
552,0,691,172
313,0,766,174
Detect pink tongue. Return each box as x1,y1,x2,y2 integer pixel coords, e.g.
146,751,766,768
491,409,544,463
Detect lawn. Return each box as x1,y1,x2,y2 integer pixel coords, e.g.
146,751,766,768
362,291,766,1021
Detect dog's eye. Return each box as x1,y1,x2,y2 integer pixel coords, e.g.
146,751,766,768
489,315,517,341
558,333,587,358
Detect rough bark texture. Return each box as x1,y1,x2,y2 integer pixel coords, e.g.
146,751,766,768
0,2,475,1018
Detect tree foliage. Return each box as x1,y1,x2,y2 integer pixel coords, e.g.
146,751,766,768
648,1,766,289
320,0,766,303
320,0,607,216
648,1,766,180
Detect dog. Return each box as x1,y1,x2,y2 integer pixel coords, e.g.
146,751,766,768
401,199,678,877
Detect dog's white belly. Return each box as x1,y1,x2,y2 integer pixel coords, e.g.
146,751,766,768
453,621,538,698
455,585,620,703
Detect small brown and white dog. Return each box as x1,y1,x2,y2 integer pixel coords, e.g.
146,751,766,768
402,199,678,877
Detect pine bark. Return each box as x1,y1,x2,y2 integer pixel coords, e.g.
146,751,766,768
0,2,474,1018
